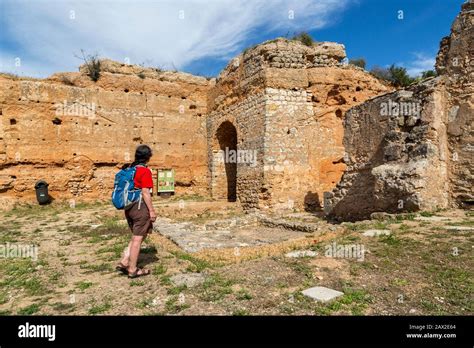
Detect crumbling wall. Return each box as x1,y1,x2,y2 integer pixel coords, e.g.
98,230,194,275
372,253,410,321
325,82,450,221
0,60,212,207
326,1,473,220
208,38,391,210
436,0,474,207
259,40,391,211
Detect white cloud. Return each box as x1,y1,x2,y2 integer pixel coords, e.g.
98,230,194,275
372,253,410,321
0,0,351,78
405,53,436,77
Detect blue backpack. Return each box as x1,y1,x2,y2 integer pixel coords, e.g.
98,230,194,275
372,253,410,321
111,165,143,210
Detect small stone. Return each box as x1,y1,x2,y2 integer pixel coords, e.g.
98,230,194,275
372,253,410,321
170,273,206,288
370,212,391,220
285,250,318,258
445,226,474,231
362,229,391,237
409,308,417,314
151,297,161,307
302,286,344,303
415,216,450,222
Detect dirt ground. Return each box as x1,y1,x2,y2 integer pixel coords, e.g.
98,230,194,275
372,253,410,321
0,197,472,316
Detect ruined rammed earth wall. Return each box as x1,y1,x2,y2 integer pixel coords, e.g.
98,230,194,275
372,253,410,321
0,60,212,208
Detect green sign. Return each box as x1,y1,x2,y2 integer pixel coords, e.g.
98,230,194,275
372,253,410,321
157,168,175,193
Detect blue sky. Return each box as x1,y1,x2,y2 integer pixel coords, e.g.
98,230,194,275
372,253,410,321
0,0,465,78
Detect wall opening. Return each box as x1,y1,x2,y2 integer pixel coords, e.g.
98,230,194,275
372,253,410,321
213,121,237,202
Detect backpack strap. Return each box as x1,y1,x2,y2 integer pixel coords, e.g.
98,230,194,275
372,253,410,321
133,163,147,210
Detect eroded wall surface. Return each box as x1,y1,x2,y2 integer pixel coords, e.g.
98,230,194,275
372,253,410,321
326,1,473,220
0,60,212,208
207,39,391,210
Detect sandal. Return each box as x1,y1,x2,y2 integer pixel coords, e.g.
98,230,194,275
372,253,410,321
115,263,128,275
128,268,151,279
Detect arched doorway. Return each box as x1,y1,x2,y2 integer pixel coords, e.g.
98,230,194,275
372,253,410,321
213,121,237,202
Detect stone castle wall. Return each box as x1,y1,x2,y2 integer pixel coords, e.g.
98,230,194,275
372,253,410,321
207,38,391,210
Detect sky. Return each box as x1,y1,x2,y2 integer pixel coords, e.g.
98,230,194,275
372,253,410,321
0,0,466,78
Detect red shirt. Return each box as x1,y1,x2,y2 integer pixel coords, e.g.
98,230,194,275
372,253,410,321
134,166,154,189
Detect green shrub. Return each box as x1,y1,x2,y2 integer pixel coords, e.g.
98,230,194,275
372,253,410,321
349,58,366,69
292,32,314,47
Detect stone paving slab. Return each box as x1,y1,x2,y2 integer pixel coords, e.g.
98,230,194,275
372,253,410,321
302,286,344,302
285,250,318,258
170,273,206,288
362,229,391,237
445,226,474,231
415,216,451,222
153,216,310,253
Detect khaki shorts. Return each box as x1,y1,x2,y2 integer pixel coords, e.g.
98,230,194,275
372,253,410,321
125,201,152,237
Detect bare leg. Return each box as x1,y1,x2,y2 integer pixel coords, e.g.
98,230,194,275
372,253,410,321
127,235,144,274
120,240,133,267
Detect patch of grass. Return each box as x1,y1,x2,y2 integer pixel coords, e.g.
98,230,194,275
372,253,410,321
167,285,187,295
199,274,234,302
232,309,250,316
97,243,125,258
160,275,172,286
130,280,145,287
317,288,372,315
236,289,252,301
153,264,167,276
0,292,8,304
0,259,48,296
398,224,411,232
289,261,313,280
345,223,369,232
172,251,214,273
88,301,112,315
420,300,445,314
17,303,41,315
164,295,190,314
371,221,388,229
391,278,408,286
49,271,63,283
420,211,435,217
75,281,93,291
447,220,474,227
23,278,47,296
379,234,402,246
137,297,154,309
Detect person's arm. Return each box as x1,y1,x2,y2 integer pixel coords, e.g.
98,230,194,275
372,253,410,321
141,188,157,222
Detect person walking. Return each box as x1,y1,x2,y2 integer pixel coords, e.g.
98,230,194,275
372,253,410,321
115,145,157,278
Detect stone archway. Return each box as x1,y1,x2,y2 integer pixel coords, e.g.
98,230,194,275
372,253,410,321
212,121,237,202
